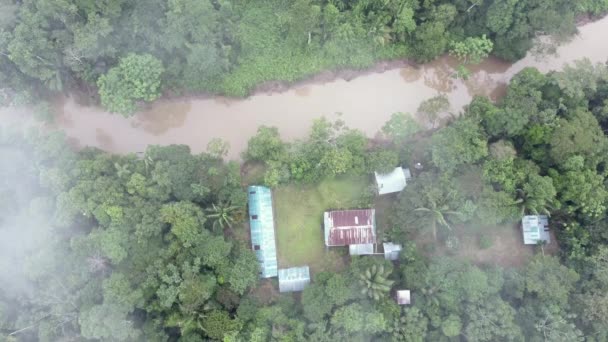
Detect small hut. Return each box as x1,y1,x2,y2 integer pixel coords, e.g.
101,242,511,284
278,266,311,293
522,215,550,245
383,242,403,261
375,167,412,195
396,290,411,305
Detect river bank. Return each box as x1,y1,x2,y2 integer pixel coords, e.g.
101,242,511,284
6,16,608,160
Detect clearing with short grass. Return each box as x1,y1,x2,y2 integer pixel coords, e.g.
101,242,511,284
273,176,369,272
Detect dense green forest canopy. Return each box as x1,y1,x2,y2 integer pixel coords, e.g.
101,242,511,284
3,60,608,340
1,0,607,114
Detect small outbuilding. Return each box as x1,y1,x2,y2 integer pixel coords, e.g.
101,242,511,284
248,186,278,278
324,209,376,248
396,290,411,305
278,266,311,293
522,215,550,245
349,243,375,256
375,167,412,195
383,242,403,261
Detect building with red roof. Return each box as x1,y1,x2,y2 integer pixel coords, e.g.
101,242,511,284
323,209,376,250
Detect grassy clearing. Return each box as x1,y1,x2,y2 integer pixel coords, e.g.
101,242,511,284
452,223,534,267
273,175,370,272
410,221,559,268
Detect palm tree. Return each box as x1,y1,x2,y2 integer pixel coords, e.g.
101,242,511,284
114,163,131,179
205,202,240,232
515,188,552,216
358,264,395,301
414,200,462,241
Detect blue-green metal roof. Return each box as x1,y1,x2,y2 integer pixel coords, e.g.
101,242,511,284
248,186,278,278
278,266,310,292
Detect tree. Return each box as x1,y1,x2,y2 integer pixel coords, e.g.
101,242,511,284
464,298,522,341
549,109,607,166
449,35,493,79
441,314,462,337
245,126,285,162
417,95,450,128
358,264,395,300
516,174,557,216
205,202,240,232
488,140,517,160
485,0,517,35
431,118,488,173
97,54,164,116
449,35,493,65
552,59,608,102
530,308,584,342
206,138,230,159
366,148,399,173
394,172,464,241
388,307,428,342
320,147,354,178
381,112,421,144
326,273,355,305
523,256,579,306
411,20,451,62
160,201,207,247
330,303,386,335
223,246,259,295
7,9,61,88
479,68,548,138
552,161,608,219
79,304,140,341
66,14,116,76
201,310,241,340
475,188,520,225
302,284,333,322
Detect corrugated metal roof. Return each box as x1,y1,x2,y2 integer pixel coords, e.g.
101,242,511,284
396,290,411,305
522,215,550,245
375,167,412,195
324,209,376,246
278,266,311,292
349,243,375,255
383,242,402,260
248,186,278,278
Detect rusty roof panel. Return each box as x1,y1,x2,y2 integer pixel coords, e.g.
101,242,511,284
324,209,376,246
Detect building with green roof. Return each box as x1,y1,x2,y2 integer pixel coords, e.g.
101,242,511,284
248,186,278,278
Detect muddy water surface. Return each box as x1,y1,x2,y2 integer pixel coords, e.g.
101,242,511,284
20,17,608,159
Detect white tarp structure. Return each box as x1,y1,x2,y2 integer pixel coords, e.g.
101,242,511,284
522,215,550,245
375,167,412,195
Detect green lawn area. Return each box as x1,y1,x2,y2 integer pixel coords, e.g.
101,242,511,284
273,175,370,272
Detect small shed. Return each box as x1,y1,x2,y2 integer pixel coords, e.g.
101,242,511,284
375,167,412,195
383,242,402,261
324,209,376,247
248,186,278,278
349,243,375,255
522,215,550,245
396,290,411,305
278,266,311,292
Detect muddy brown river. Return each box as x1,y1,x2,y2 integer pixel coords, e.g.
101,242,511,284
8,17,608,159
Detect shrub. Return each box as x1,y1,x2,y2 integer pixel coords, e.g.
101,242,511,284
478,234,493,249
